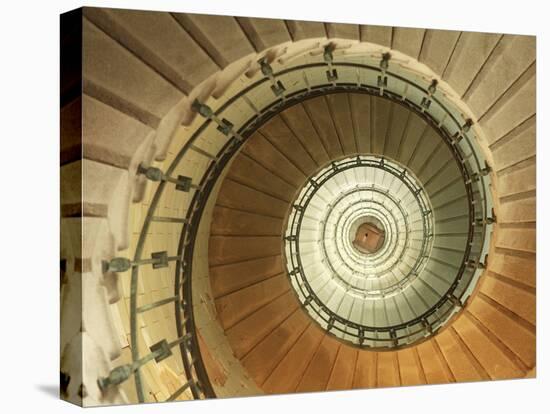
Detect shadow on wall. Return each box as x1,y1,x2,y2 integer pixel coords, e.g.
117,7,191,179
35,384,59,399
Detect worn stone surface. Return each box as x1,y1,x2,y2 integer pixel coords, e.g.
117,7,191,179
83,94,155,170
419,29,461,77
173,13,255,67
465,34,536,118
392,27,425,58
85,8,218,93
236,17,291,51
286,20,326,41
443,32,501,97
360,25,392,47
453,314,524,379
327,23,359,40
82,18,184,127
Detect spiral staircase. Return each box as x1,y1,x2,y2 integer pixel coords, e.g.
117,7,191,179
60,7,536,406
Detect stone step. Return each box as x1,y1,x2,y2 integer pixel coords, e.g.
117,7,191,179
418,29,461,77
216,178,289,218
285,20,325,41
392,28,425,59
211,205,283,237
172,13,254,68
435,328,486,382
259,114,320,175
453,312,525,379
226,153,297,202
360,25,392,47
480,273,535,326
465,34,535,119
443,32,501,97
327,23,359,41
84,8,218,94
242,131,308,187
83,18,183,129
236,17,291,52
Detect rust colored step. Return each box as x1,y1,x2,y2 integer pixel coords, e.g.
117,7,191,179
296,334,341,393
480,275,535,325
262,323,325,394
226,290,300,359
302,96,345,159
435,329,484,382
325,93,358,155
352,351,377,389
209,235,281,266
416,339,453,384
452,313,524,379
210,255,285,299
211,205,283,237
326,343,358,391
468,297,535,368
488,253,535,288
377,351,401,387
397,347,425,386
216,273,290,330
216,178,288,219
242,308,311,386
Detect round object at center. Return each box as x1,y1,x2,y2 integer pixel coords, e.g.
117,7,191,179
350,216,386,254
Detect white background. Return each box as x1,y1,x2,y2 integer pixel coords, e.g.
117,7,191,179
0,0,547,412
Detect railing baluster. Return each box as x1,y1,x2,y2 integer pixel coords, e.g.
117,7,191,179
137,295,179,313
166,380,193,402
324,43,338,82
189,144,216,160
258,57,286,97
138,164,199,192
451,119,473,145
420,79,437,110
98,333,193,392
191,100,244,142
377,52,391,93
151,216,187,224
102,251,179,273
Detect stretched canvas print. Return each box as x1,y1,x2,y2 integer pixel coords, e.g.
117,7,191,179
60,6,536,407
